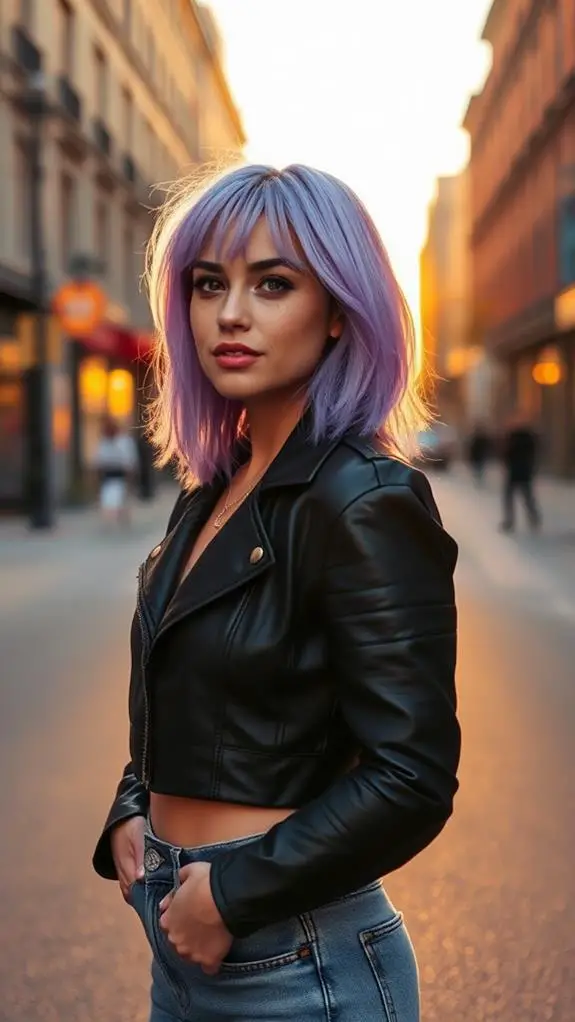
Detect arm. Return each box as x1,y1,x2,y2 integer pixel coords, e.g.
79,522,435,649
92,487,188,880
209,475,460,937
92,762,149,879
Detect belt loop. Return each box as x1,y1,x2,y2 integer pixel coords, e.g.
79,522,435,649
169,846,182,891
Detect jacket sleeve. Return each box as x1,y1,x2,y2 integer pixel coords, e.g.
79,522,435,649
209,475,460,937
92,762,149,879
92,487,187,881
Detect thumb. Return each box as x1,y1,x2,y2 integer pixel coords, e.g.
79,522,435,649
178,863,194,884
132,835,145,877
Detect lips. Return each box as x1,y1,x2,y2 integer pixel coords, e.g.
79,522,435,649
213,343,260,356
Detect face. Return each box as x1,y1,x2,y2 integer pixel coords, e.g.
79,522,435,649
189,218,343,405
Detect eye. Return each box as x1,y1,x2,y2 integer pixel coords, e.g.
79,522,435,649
192,275,225,295
258,276,293,294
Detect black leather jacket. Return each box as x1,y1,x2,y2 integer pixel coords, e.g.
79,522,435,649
93,422,460,938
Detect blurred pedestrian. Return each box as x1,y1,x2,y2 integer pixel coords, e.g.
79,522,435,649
92,163,460,1021
499,412,541,532
93,416,138,526
466,424,491,485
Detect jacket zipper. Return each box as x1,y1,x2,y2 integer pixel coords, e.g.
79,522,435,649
136,564,152,787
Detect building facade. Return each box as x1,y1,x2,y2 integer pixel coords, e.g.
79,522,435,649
0,0,244,510
420,172,474,429
464,0,575,477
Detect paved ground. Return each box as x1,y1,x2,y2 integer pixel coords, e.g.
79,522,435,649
0,471,573,1021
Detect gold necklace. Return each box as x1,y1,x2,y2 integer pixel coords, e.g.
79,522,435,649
212,466,268,530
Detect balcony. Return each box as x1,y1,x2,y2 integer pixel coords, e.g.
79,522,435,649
11,24,42,75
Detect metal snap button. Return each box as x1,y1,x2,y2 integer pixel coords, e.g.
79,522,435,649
249,546,264,564
150,544,162,559
144,847,164,873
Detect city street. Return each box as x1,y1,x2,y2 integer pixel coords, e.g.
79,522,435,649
0,472,574,1022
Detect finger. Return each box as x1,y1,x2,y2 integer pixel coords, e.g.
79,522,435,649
159,892,174,913
133,842,145,876
119,881,133,903
201,961,221,976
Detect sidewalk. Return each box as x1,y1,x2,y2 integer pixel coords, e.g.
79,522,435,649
0,485,180,615
449,461,574,533
0,485,179,552
434,462,575,620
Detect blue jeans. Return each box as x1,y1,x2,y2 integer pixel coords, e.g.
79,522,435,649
130,821,420,1021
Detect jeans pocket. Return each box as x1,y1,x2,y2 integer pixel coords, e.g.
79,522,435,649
209,936,327,1021
359,913,420,1022
219,942,313,976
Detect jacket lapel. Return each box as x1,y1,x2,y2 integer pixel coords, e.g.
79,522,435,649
139,411,345,647
138,482,221,639
155,494,274,641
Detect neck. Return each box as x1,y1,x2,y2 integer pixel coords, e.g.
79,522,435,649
243,395,307,479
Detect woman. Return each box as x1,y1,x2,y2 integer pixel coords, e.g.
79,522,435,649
93,416,138,525
93,164,460,1021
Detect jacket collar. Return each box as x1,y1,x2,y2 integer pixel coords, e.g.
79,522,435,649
236,408,343,491
138,412,350,646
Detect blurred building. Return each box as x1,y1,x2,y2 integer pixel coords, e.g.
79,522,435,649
0,0,244,510
420,171,473,430
464,0,575,477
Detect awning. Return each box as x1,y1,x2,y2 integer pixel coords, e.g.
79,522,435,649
79,322,154,361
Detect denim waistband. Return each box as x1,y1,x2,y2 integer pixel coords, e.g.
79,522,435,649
141,815,384,910
142,815,266,889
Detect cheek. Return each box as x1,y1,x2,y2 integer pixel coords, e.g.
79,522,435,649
268,299,330,360
291,327,329,375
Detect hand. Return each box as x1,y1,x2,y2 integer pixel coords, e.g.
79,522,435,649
159,862,233,975
110,815,146,902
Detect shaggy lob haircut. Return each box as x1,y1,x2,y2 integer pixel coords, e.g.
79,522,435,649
146,163,425,487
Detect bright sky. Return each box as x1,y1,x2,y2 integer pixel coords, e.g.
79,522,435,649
205,0,492,322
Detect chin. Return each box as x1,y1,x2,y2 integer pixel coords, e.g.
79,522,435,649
209,376,267,403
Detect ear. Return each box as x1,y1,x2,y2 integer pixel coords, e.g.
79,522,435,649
328,306,345,341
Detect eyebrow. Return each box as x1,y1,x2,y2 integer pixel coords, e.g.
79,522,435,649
192,257,302,274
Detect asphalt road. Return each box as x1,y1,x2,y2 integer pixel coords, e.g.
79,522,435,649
0,476,573,1021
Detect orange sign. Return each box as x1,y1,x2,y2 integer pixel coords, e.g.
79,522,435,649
52,280,107,337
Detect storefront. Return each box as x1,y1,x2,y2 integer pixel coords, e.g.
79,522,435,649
69,322,154,502
0,311,26,509
0,307,154,513
484,291,575,478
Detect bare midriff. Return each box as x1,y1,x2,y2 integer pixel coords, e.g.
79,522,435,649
149,792,296,847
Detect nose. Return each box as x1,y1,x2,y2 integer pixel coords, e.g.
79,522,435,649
217,286,250,332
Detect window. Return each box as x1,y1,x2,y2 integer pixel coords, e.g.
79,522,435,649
559,194,575,287
14,140,31,258
93,45,108,118
122,87,133,150
57,0,74,75
94,194,109,273
60,171,76,270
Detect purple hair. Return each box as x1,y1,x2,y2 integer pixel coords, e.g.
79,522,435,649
146,163,424,486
